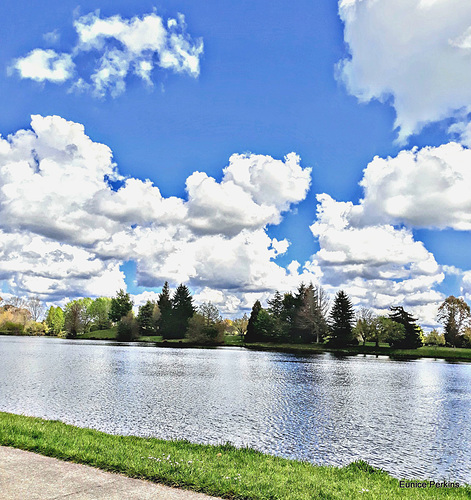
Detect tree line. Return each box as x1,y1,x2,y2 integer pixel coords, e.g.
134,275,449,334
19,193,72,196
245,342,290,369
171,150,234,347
1,287,471,349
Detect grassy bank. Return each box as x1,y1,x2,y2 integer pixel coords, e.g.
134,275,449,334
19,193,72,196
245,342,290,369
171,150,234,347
0,412,468,499
243,342,471,361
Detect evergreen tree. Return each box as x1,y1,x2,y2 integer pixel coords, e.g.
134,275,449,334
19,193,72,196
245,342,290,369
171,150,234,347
245,300,262,342
328,290,356,346
388,306,423,349
137,300,159,335
109,289,133,323
168,284,195,339
267,291,283,318
157,281,173,338
296,283,329,343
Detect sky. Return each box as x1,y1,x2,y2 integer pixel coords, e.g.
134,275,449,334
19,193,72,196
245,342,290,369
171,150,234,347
1,0,471,328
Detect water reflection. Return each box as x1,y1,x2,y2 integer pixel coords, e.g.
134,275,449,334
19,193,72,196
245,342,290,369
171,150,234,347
0,336,470,483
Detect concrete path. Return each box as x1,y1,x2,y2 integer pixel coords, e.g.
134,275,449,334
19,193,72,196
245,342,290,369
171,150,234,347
0,446,222,500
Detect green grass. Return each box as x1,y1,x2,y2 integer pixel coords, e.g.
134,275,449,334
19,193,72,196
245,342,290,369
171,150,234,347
243,342,471,361
0,412,468,499
78,327,118,340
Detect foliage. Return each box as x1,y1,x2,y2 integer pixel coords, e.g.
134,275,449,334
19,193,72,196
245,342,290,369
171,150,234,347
377,316,405,346
45,306,65,336
328,290,356,346
117,311,139,341
168,284,195,339
245,300,262,342
157,282,173,338
137,300,160,335
89,297,112,330
186,307,225,345
353,308,377,345
1,321,24,334
109,289,133,323
64,300,84,338
425,329,445,346
437,296,471,347
388,306,423,349
296,283,329,343
232,314,248,338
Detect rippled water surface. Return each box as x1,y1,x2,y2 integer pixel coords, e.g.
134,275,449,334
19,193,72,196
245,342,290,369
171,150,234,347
1,336,471,483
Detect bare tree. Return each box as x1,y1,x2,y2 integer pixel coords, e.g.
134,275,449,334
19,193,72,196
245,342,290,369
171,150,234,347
27,296,45,322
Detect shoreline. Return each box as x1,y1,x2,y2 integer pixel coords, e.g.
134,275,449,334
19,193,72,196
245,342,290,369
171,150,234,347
0,412,469,499
2,331,471,362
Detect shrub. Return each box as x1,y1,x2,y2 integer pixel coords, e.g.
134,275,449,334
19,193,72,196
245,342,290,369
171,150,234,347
117,312,139,341
2,322,24,334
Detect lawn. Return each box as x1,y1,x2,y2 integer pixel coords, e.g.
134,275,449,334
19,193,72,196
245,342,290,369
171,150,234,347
0,412,468,499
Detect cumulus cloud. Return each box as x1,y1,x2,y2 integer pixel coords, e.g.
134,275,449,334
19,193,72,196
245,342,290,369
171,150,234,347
11,11,203,97
0,115,313,305
357,142,471,230
309,193,445,326
338,0,471,142
11,49,74,83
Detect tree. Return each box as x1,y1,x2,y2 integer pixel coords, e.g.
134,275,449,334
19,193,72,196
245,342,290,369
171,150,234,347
388,306,423,348
328,290,356,346
296,283,329,343
186,302,224,345
64,300,84,338
89,297,112,330
437,296,471,347
245,300,262,342
157,282,173,338
376,316,405,347
353,308,377,346
267,291,284,318
45,306,64,336
198,302,221,326
80,298,94,333
117,311,139,341
137,300,160,335
232,314,248,339
27,296,44,322
109,289,133,323
425,329,445,346
169,284,195,339
252,309,275,340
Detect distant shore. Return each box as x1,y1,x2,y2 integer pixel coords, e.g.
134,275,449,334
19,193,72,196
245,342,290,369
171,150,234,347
2,329,471,361
1,412,469,499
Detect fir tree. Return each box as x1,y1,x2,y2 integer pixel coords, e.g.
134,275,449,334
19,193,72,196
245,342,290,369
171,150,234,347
245,300,262,342
157,281,173,338
329,290,356,346
170,284,195,339
388,306,423,349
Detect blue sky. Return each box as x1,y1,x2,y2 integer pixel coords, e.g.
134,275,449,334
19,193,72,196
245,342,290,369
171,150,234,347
1,0,471,327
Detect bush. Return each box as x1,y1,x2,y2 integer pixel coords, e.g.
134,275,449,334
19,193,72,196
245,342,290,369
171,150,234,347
25,321,47,336
186,313,225,345
2,322,24,334
117,312,139,341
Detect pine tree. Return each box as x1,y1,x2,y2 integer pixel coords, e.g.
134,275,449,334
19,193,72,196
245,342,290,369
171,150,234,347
329,290,356,346
137,300,158,335
388,306,423,349
245,300,262,342
157,281,173,338
170,284,195,339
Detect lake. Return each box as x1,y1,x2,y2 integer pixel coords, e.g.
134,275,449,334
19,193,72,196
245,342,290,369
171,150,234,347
1,336,470,483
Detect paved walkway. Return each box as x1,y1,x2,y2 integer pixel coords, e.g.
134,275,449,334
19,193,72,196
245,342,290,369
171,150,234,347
0,446,222,500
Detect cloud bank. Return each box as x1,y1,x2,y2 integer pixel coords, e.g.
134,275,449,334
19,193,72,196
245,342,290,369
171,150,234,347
11,11,203,97
338,0,471,143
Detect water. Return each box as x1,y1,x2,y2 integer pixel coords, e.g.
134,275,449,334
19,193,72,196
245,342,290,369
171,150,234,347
1,336,470,483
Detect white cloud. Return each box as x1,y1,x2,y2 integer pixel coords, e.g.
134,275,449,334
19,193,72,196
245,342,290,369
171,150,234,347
309,193,445,327
12,49,74,83
357,142,471,230
11,11,203,97
338,0,471,142
0,115,313,307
